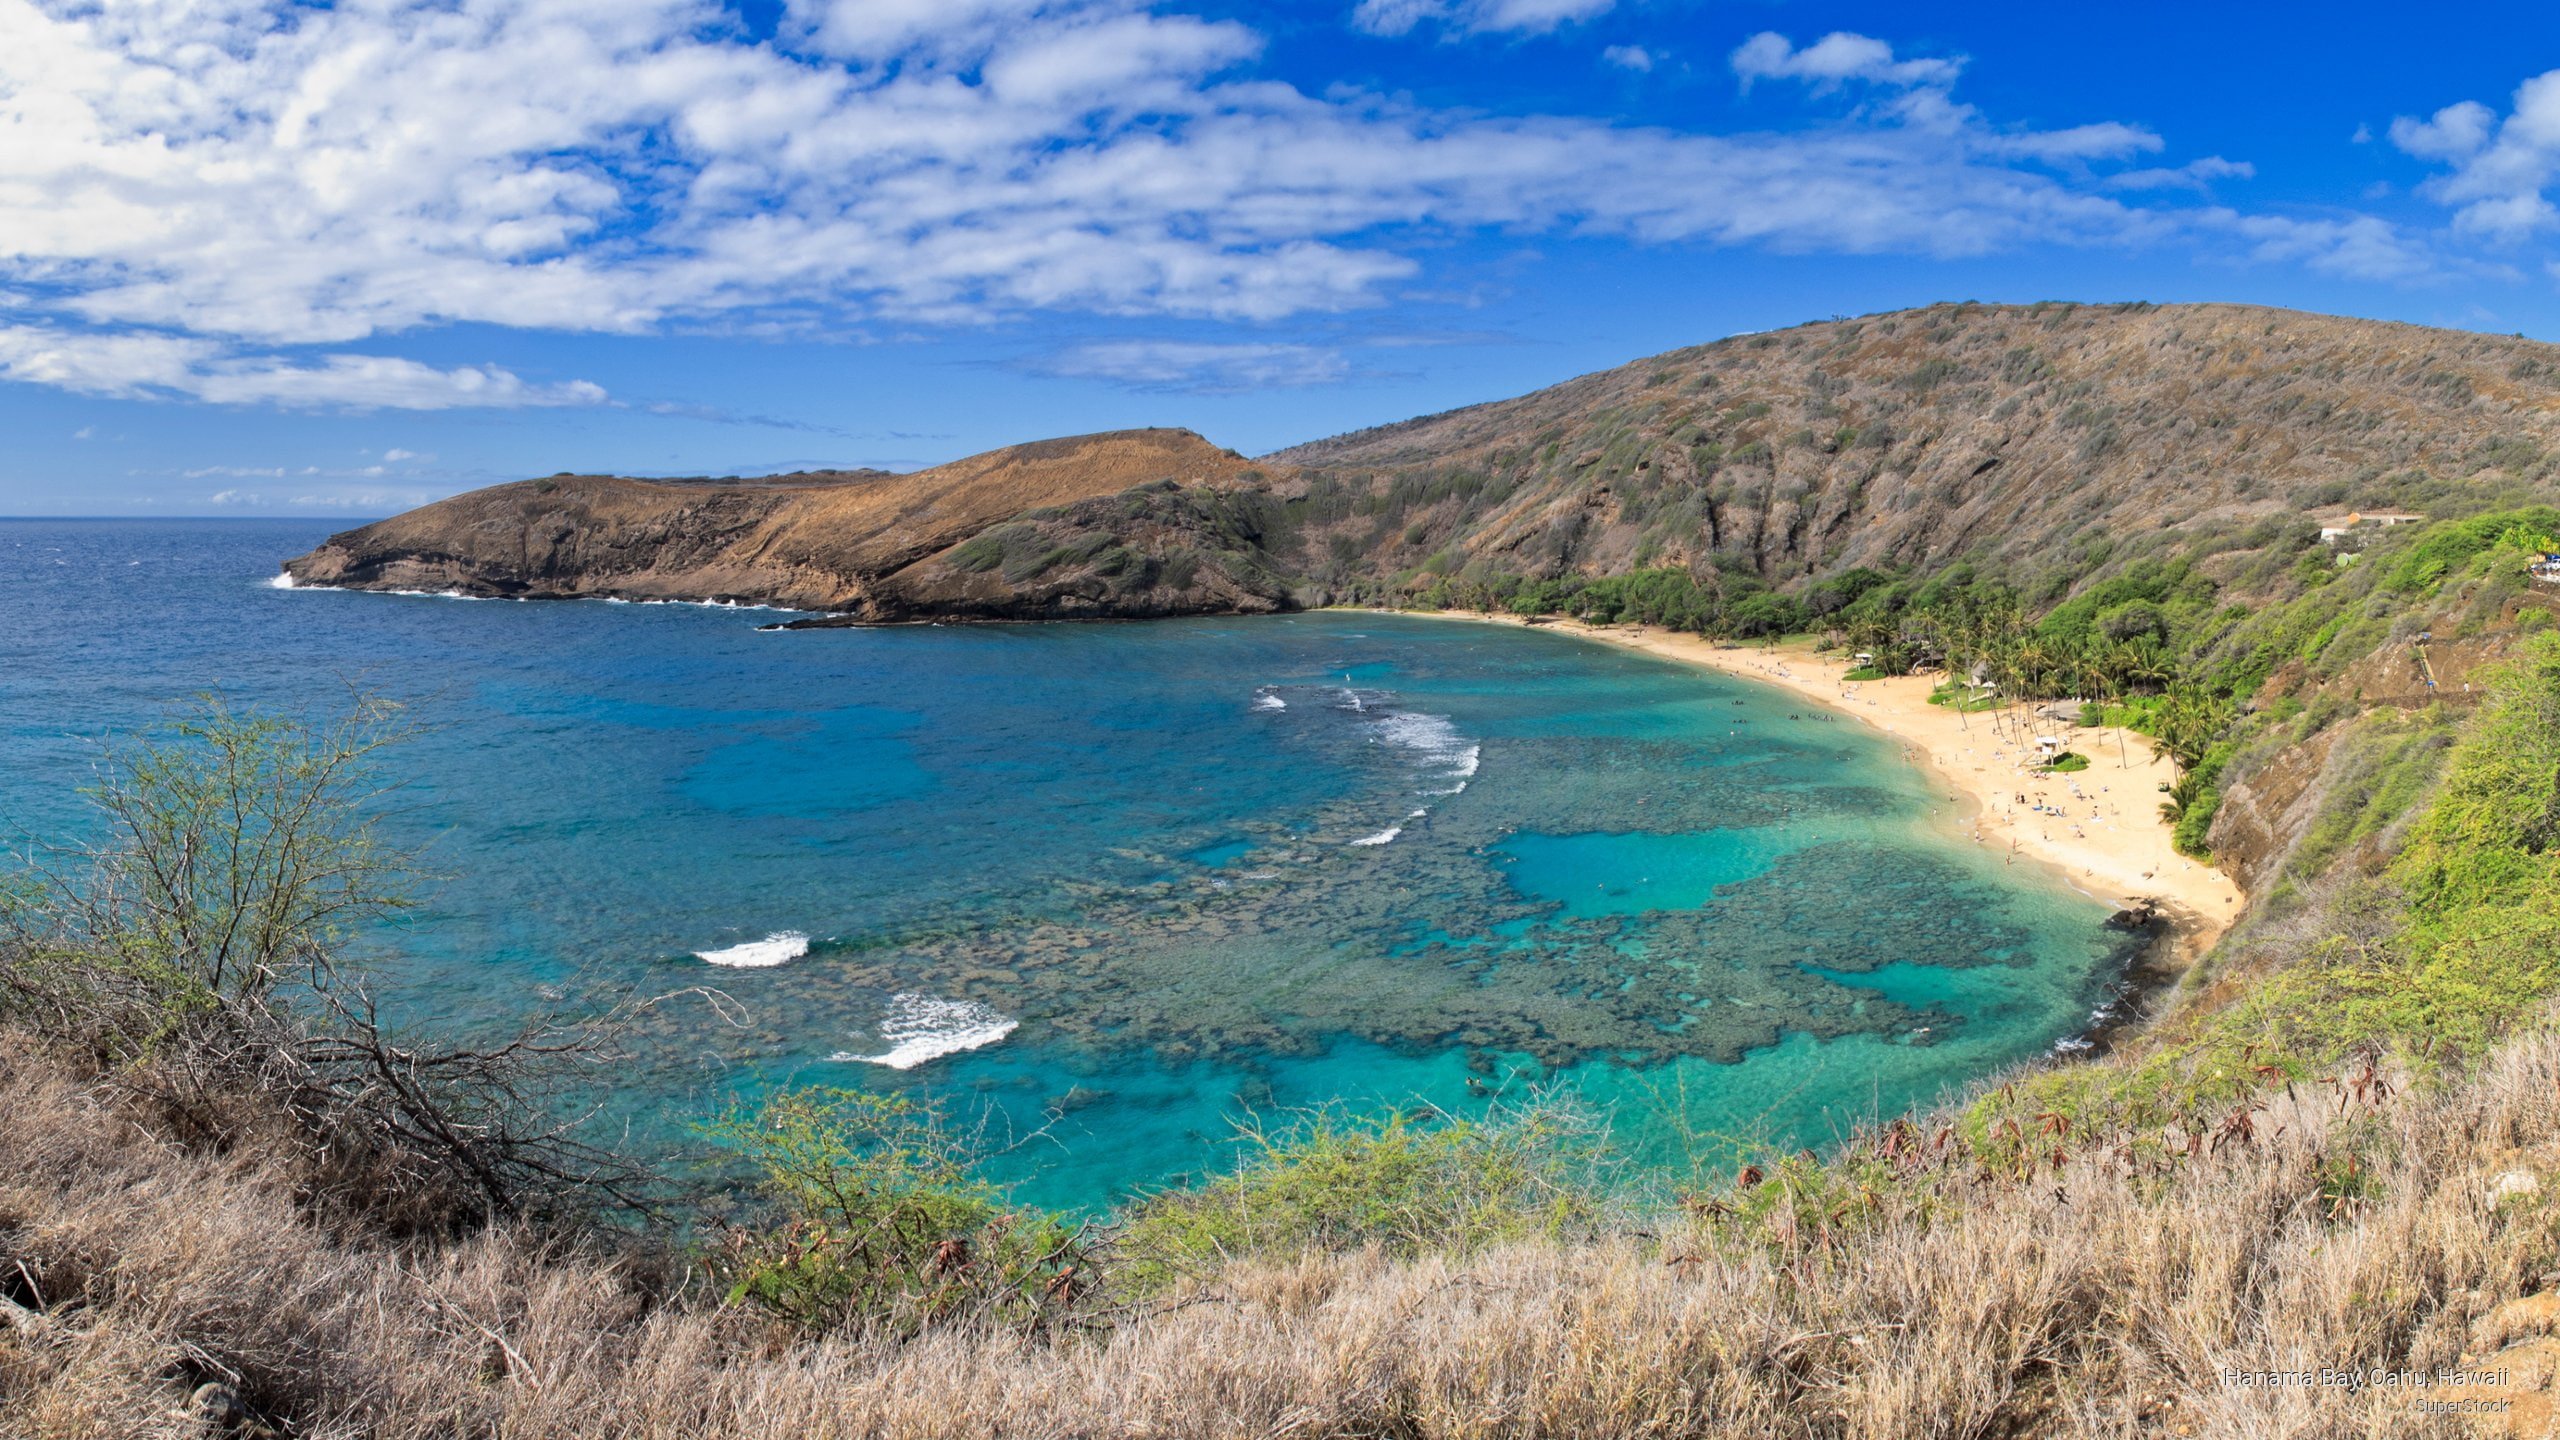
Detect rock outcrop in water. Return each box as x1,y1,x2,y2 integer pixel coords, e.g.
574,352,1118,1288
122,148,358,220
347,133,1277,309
286,302,2560,620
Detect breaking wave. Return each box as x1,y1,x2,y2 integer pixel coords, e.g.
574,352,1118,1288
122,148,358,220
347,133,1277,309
694,931,809,968
1369,710,1482,793
832,993,1019,1069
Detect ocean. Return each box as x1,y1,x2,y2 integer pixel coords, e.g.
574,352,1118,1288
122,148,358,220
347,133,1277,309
1,519,2134,1208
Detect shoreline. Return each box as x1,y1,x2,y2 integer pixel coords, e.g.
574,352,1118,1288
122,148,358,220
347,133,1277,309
1379,610,2244,965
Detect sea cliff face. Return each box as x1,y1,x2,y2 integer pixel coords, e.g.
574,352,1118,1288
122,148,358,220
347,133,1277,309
283,428,1291,619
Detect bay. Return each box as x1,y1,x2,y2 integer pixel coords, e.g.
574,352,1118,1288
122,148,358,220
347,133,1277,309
1,519,2129,1208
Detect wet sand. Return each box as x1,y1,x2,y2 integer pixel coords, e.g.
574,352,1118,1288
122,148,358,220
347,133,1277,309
1394,613,2245,957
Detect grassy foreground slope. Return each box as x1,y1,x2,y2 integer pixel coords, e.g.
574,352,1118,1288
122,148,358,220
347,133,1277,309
7,1017,2560,1438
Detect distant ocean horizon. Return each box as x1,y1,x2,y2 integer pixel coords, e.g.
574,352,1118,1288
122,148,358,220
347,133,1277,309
2,518,2136,1209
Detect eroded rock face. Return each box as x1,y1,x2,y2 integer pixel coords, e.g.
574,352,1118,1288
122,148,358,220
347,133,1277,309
281,429,1281,619
2206,727,2344,895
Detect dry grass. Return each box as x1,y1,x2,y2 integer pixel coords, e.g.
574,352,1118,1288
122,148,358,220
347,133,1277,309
8,1020,2560,1439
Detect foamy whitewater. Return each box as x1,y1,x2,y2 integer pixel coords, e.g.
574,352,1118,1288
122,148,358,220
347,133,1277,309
694,931,810,968
833,993,1020,1069
1349,826,1402,846
1370,709,1482,797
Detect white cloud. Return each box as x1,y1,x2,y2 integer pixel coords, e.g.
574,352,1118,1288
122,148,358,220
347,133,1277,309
1601,45,1652,73
2210,212,2444,284
382,448,422,462
188,356,607,410
71,425,92,439
0,324,607,409
1018,340,1353,392
1980,123,2162,164
206,484,435,511
2105,156,2255,192
0,1,2215,379
785,0,1056,61
2391,75,2560,242
1731,32,1963,91
0,3,2469,412
1352,0,1613,39
2391,101,2497,161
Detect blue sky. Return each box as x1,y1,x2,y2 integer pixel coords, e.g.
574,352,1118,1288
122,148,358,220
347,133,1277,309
5,0,2560,516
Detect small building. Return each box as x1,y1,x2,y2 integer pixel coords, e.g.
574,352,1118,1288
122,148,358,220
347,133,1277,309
2530,553,2560,584
2320,510,2428,545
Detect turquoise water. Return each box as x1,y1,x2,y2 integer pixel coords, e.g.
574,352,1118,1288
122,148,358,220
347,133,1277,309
1,520,2133,1208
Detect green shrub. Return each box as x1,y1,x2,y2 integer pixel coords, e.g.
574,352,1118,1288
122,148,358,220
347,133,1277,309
2171,786,2222,855
702,1088,1085,1335
2166,738,2239,856
2393,633,2560,915
2382,508,2560,595
0,696,415,1045
946,531,1009,573
1115,1099,1614,1294
2045,752,2090,772
2283,714,2457,882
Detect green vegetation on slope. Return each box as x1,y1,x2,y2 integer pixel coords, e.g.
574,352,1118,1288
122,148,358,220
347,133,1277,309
1375,505,2560,864
701,1088,1086,1335
1968,631,2560,1163
1114,1098,1617,1295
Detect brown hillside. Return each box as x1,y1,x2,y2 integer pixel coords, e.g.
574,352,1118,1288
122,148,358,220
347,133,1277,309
1267,301,2560,599
288,304,2560,619
283,428,1264,614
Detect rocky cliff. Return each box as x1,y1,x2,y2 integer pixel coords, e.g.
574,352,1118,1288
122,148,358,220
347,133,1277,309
287,303,2560,619
282,428,1278,618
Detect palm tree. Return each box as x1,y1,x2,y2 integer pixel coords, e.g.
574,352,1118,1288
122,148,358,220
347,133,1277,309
2121,636,2175,696
1845,613,1895,673
2082,642,2133,769
2147,683,2229,780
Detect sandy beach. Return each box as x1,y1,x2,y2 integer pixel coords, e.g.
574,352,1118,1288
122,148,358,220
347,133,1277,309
1395,612,2245,956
